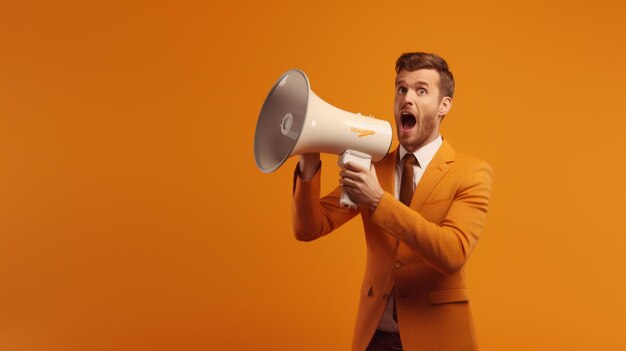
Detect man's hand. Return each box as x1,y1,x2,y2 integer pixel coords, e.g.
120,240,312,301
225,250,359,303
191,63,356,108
339,162,384,211
298,153,321,181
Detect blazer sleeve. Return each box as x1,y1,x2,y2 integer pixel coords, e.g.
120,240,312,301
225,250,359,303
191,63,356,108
291,163,359,241
370,160,493,275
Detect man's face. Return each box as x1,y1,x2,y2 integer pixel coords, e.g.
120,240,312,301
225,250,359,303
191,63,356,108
394,69,451,152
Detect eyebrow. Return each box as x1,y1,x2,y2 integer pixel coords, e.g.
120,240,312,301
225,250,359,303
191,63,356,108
395,79,431,87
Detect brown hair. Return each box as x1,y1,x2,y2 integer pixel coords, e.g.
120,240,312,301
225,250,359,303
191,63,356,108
395,52,455,99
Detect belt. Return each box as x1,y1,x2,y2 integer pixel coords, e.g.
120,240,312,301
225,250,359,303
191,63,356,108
373,330,403,350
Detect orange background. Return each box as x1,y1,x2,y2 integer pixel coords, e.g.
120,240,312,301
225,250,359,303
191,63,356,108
1,1,625,350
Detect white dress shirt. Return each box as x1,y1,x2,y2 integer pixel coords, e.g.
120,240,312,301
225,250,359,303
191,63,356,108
377,135,443,333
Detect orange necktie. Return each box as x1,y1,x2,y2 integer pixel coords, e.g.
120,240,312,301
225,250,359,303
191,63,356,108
399,153,419,206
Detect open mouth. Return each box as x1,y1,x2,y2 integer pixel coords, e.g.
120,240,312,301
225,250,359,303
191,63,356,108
400,111,417,131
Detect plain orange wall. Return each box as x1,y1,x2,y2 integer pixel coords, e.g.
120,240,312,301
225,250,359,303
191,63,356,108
1,1,625,350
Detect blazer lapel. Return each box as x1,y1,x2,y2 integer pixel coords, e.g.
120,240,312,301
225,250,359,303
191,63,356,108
410,139,456,209
375,147,398,195
372,147,400,249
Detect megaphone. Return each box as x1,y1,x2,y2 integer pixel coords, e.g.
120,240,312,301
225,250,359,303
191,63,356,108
254,69,392,208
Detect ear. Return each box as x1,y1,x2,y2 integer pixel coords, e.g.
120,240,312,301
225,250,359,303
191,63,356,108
438,96,452,117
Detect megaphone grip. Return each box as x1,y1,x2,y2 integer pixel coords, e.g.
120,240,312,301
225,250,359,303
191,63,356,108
338,150,372,209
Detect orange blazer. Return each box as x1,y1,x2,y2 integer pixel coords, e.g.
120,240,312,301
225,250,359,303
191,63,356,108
292,139,493,351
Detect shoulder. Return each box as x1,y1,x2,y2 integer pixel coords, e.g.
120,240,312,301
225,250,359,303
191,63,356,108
441,139,493,190
441,139,490,172
454,151,492,173
449,151,494,196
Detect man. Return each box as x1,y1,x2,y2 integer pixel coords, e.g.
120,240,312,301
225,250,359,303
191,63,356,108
292,52,493,351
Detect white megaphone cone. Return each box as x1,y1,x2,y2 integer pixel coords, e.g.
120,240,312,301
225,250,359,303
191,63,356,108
254,69,392,208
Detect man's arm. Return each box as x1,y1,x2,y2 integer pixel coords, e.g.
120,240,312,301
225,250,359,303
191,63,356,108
298,153,321,181
341,160,493,275
371,161,493,275
292,154,359,241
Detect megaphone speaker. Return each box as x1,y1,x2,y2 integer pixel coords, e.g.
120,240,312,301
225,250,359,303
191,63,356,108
254,69,392,208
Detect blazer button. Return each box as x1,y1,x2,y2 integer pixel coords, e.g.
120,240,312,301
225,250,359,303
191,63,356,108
394,262,402,269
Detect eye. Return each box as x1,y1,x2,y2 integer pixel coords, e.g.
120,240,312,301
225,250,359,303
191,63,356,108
397,86,407,94
417,88,427,96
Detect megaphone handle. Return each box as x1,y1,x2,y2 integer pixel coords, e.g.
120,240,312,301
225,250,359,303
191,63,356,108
338,150,373,209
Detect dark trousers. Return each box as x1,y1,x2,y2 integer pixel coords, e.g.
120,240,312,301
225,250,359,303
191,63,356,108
366,330,403,351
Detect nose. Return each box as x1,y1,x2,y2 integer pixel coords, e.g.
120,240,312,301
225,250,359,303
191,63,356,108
402,90,414,106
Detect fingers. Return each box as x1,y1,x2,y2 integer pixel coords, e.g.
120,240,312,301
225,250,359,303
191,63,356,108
339,161,371,193
339,176,359,189
340,161,370,180
339,168,362,180
342,161,367,172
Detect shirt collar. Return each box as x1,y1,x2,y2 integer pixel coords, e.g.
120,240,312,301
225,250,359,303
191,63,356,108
398,134,443,169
